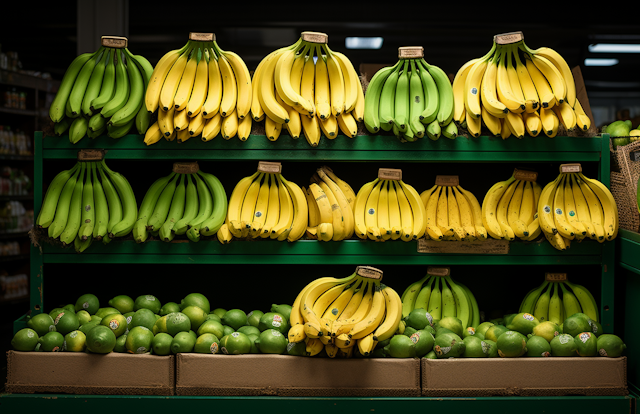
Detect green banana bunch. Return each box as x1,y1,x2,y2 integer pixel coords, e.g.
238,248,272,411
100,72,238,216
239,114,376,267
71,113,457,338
48,37,152,143
134,164,228,243
363,48,455,142
36,158,136,251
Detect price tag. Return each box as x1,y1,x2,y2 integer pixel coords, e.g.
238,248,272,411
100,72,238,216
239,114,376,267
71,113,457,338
494,31,524,45
417,238,510,254
189,32,215,42
378,168,402,180
560,163,582,173
258,161,282,174
398,47,424,59
101,36,127,48
545,273,567,282
173,162,199,174
77,149,106,161
426,266,450,277
513,168,538,182
301,31,328,44
356,266,383,280
435,175,460,187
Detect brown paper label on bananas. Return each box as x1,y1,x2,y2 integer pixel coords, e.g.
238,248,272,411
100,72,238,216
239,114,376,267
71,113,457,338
189,32,214,42
426,266,450,277
435,175,459,187
173,162,199,174
258,161,282,174
301,32,328,44
494,31,524,45
513,168,538,182
545,273,567,282
356,266,383,280
378,168,402,180
418,238,509,254
101,36,127,48
77,149,106,161
398,47,424,59
560,163,582,173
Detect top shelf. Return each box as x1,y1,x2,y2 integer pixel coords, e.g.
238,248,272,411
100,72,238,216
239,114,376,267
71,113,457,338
0,70,59,92
39,132,607,163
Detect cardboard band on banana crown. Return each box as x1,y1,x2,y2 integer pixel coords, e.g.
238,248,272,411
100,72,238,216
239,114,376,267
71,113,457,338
101,36,127,48
513,168,538,182
435,175,459,187
173,162,199,174
356,266,383,280
560,163,582,173
494,31,524,45
398,47,424,59
427,266,450,277
77,149,106,161
545,272,567,282
258,161,282,174
189,32,215,42
301,31,328,44
378,168,402,181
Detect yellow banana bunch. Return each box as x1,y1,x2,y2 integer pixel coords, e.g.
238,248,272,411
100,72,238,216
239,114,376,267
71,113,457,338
481,172,541,241
144,33,252,145
287,266,403,357
223,166,308,243
453,32,588,139
422,183,487,242
536,168,618,250
254,31,364,147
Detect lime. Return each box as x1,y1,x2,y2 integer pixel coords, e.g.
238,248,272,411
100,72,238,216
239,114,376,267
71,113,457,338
384,334,416,358
255,329,288,354
182,305,207,331
550,334,578,356
95,307,121,319
212,308,227,318
597,334,626,357
590,320,603,337
11,328,39,351
222,309,248,330
166,312,191,336
181,293,211,314
49,308,65,320
194,333,221,354
247,333,261,354
223,325,235,337
503,313,517,328
197,319,225,338
153,315,168,335
64,330,86,352
434,332,466,358
90,315,103,323
247,310,264,328
437,316,463,338
462,326,478,338
258,312,289,334
54,311,80,336
463,336,488,358
86,325,116,354
238,325,261,337
532,321,561,343
607,120,631,137
125,326,154,354
423,350,437,359
39,331,64,352
63,304,76,314
220,331,252,355
483,339,499,358
134,295,161,314
271,304,292,322
75,294,100,314
286,341,306,356
526,335,552,357
113,334,127,353
206,313,221,323
108,295,134,314
160,302,181,316
79,321,100,335
496,331,528,357
130,308,157,331
76,310,91,326
403,326,418,338
404,308,434,331
27,313,56,337
410,329,435,358
506,313,540,336
152,332,173,356
171,331,196,354
575,332,598,356
484,325,508,342
563,315,592,338
100,313,128,337
476,322,494,337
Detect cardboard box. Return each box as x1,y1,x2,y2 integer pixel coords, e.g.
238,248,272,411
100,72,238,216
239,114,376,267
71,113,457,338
176,354,420,397
5,351,175,395
422,357,628,397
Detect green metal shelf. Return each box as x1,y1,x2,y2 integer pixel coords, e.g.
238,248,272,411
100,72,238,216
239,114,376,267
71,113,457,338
0,393,634,413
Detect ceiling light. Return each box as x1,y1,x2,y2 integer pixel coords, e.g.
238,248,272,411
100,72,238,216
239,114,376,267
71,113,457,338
584,58,619,66
345,37,383,49
588,44,640,53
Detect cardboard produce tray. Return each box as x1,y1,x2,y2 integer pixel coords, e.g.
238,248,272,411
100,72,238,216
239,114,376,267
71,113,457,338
5,351,175,395
422,357,628,397
176,354,421,396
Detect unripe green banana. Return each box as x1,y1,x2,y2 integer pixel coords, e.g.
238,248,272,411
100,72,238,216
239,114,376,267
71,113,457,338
363,63,398,134
47,166,82,238
100,161,137,238
418,63,439,125
54,117,73,136
147,174,179,231
401,275,429,318
188,173,213,229
440,278,457,318
98,164,122,235
159,174,186,242
393,60,410,133
174,174,199,235
442,121,458,140
101,50,130,119
81,49,109,117
198,171,228,236
426,120,441,141
90,49,116,112
408,60,425,138
378,65,400,126
67,48,104,117
427,277,442,320
109,54,145,127
91,163,109,240
136,172,176,232
88,113,107,132
423,59,454,126
106,114,135,139
37,163,79,228
69,116,89,144
59,163,86,245
78,162,96,241
49,51,96,122
413,277,435,314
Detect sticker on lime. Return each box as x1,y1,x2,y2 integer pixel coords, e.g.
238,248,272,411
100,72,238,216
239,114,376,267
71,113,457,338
210,343,218,354
69,331,78,338
523,313,535,321
287,342,295,352
559,335,571,344
579,333,591,343
272,321,281,328
599,349,608,357
481,341,489,353
410,333,419,344
109,320,120,330
83,302,89,309
136,347,146,354
145,295,155,301
425,312,433,325
272,330,282,337
231,332,239,338
222,346,229,354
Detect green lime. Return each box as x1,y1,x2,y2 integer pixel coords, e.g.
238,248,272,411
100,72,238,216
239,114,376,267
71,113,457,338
590,320,603,337
197,319,225,338
220,331,252,355
49,308,65,320
206,313,221,323
182,305,207,331
434,332,466,358
410,329,435,358
222,309,248,330
476,322,494,337
130,308,157,331
503,313,517,328
597,334,626,357
550,334,578,357
152,333,173,356
212,308,227,318
496,331,528,357
403,326,418,338
76,310,91,326
437,316,463,338
247,310,264,328
526,335,552,357
247,333,261,354
39,331,64,352
462,326,478,338
113,334,127,353
563,315,592,338
153,315,168,335
484,325,508,342
90,315,103,323
95,307,121,319
286,341,306,356
166,312,191,336
11,328,39,351
75,294,100,314
384,334,416,358
134,295,161,314
463,336,488,358
27,313,56,337
223,325,235,337
86,325,116,354
404,308,434,331
181,293,210,314
54,311,80,336
64,330,86,352
238,325,260,337
423,350,437,359
575,332,598,356
506,313,540,336
108,295,134,314
79,321,100,335
258,312,289,334
271,304,292,322
125,326,154,354
100,313,128,337
160,302,181,316
63,304,76,314
532,321,561,343
483,339,499,358
171,331,196,354
194,333,220,354
255,329,288,354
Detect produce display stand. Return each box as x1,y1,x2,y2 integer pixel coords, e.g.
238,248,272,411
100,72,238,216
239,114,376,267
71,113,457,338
2,131,636,412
